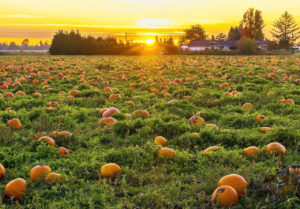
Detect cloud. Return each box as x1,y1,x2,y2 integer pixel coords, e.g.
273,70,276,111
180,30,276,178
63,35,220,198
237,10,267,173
187,18,226,24
1,14,44,19
137,18,176,28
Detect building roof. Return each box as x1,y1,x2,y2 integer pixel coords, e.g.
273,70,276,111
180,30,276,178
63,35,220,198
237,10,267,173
188,40,266,47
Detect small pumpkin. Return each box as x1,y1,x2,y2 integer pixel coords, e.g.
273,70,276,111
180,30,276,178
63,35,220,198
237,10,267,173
157,148,176,160
154,136,168,146
203,146,219,155
45,172,63,184
30,164,52,182
58,147,69,157
132,110,149,117
189,115,205,125
5,178,27,200
219,82,229,89
99,117,116,128
242,103,254,109
244,146,260,157
266,142,286,155
0,163,5,179
37,136,56,146
102,107,120,117
280,99,295,105
256,115,266,122
100,163,122,179
7,118,22,130
47,101,59,107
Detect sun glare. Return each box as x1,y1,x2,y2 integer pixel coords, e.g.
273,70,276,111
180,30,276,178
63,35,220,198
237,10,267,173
145,39,155,45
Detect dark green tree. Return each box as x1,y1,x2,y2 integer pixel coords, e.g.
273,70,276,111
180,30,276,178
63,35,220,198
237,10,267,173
228,27,242,40
216,32,226,41
183,25,207,41
271,11,300,49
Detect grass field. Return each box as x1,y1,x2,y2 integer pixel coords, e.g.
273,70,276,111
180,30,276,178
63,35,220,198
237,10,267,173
0,55,299,208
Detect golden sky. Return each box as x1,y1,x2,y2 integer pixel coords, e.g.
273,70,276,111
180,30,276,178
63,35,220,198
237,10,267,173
0,0,300,44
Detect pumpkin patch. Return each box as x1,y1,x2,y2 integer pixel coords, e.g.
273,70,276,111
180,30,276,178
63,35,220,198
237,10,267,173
0,55,298,208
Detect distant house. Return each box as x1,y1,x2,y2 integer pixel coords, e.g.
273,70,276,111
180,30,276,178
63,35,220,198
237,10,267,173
292,45,300,50
181,40,267,51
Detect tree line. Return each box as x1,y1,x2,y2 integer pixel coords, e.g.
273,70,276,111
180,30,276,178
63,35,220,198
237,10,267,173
180,9,299,50
0,39,50,51
49,30,178,55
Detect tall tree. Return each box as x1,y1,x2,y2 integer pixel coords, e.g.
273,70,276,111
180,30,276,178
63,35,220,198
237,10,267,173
216,32,226,41
183,25,207,41
21,39,29,49
239,8,265,40
271,11,300,48
228,27,242,40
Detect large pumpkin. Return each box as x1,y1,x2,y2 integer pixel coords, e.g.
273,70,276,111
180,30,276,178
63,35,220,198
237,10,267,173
5,178,27,200
0,163,5,179
244,146,260,157
211,185,238,207
100,163,122,179
30,164,52,182
266,142,286,155
218,174,248,196
7,118,22,130
157,148,176,160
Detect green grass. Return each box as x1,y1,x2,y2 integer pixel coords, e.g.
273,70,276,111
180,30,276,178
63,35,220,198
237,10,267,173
0,55,299,209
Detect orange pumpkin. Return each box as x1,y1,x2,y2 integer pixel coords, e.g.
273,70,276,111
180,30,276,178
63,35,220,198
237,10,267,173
45,173,63,184
68,89,79,96
33,92,42,98
47,101,59,107
157,148,176,160
256,115,266,122
218,174,248,196
244,146,260,157
108,94,121,100
266,142,286,155
261,127,272,132
154,136,168,146
132,110,149,117
203,146,219,155
189,115,205,125
100,163,122,179
30,165,52,182
99,117,116,127
219,83,229,89
5,178,27,200
58,147,69,157
4,92,14,98
0,163,5,179
211,186,238,207
243,103,254,109
15,91,26,96
104,87,113,92
280,99,295,105
37,136,56,146
7,118,22,130
102,107,120,117
59,131,72,137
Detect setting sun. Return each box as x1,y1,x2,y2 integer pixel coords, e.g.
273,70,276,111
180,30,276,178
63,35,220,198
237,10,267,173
145,39,155,45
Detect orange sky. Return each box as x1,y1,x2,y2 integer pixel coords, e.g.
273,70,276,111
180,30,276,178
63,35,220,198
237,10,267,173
0,0,300,44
